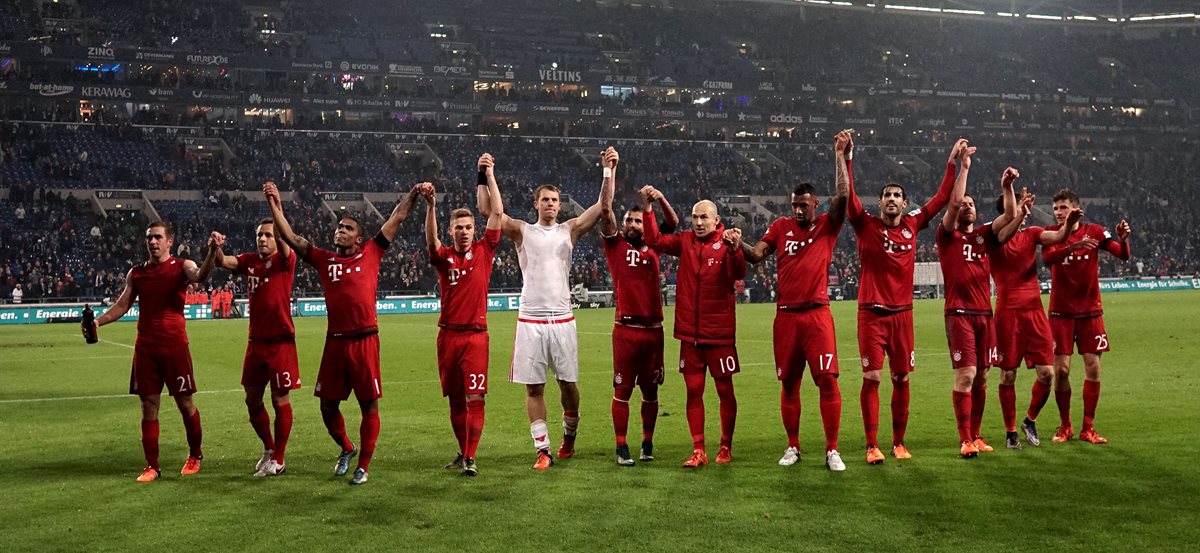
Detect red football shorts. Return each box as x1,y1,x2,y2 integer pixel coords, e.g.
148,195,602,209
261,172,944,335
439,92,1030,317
130,344,196,397
857,309,916,374
315,334,382,401
242,339,302,392
994,308,1054,369
773,307,839,381
612,324,665,388
1050,315,1110,356
944,314,998,370
679,342,740,378
437,329,489,397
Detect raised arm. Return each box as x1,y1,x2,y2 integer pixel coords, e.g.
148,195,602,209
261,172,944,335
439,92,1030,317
264,181,310,258
845,140,867,230
379,184,424,242
1037,203,1082,246
423,185,441,255
723,228,748,279
94,270,135,327
939,139,973,232
640,189,682,257
656,187,681,234
213,234,239,272
828,129,853,229
598,156,619,238
184,232,222,283
485,157,504,231
1105,220,1132,260
570,147,618,243
992,169,1023,243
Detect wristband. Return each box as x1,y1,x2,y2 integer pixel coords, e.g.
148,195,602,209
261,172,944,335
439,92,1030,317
477,170,487,185
603,167,613,179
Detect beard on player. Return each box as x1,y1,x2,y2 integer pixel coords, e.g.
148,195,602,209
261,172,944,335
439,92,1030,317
957,195,977,226
791,183,819,228
256,220,278,258
332,216,365,255
622,207,645,246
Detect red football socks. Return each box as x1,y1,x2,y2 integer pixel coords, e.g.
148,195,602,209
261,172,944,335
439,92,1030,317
272,403,293,463
892,378,910,446
357,409,380,471
952,391,973,442
999,384,1017,432
780,379,802,449
449,397,467,454
970,384,987,438
1082,380,1101,430
861,379,881,448
715,377,737,449
1027,379,1051,421
684,371,707,449
612,397,630,447
183,409,203,458
641,399,658,442
816,376,842,452
1055,388,1073,427
248,404,274,451
141,419,160,468
321,408,354,453
465,399,485,459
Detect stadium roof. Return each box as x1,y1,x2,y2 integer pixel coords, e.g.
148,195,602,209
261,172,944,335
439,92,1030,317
742,0,1200,26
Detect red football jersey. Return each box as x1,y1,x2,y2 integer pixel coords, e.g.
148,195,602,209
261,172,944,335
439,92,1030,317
1043,223,1128,317
603,232,663,325
234,249,297,340
989,226,1045,311
430,228,501,331
760,213,841,310
936,223,995,314
848,161,956,312
129,257,189,346
301,236,388,335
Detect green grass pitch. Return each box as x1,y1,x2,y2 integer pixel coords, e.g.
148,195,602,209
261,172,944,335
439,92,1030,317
2,291,1198,552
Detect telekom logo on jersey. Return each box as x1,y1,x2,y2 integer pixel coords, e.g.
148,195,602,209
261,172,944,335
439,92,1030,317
328,263,345,282
625,249,641,267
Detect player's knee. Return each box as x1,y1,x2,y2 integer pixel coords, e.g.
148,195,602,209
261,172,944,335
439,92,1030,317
613,385,635,402
999,369,1017,386
526,384,545,398
814,374,839,394
862,370,882,382
358,399,378,413
640,385,659,403
891,372,909,384
465,393,484,402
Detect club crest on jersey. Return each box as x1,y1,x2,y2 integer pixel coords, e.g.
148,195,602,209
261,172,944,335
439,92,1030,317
679,359,686,369
614,374,623,385
265,260,273,269
953,350,963,362
776,367,782,377
466,251,474,261
712,243,722,250
902,229,913,239
975,236,984,245
861,358,869,367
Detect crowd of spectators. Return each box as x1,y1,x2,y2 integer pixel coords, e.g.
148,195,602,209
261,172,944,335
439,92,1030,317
1,123,1194,306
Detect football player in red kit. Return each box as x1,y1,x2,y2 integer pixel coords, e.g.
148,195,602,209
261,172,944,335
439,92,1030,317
935,156,1020,459
743,130,853,471
266,180,425,485
988,189,1078,448
1042,189,1131,445
599,181,679,466
212,211,300,477
847,138,969,465
424,154,505,477
89,220,219,482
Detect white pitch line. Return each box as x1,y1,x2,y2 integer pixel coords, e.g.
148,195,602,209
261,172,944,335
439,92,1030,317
101,339,135,350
